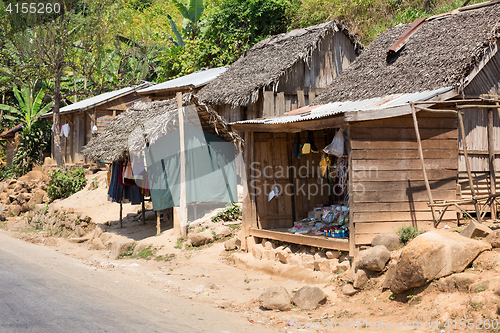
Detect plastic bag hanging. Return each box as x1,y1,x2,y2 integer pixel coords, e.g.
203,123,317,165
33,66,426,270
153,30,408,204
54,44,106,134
267,179,280,202
292,133,301,158
323,128,345,157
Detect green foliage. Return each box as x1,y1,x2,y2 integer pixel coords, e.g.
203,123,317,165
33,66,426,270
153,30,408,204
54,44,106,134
396,225,421,244
136,245,156,259
211,202,241,223
118,244,136,259
10,120,51,177
47,168,87,201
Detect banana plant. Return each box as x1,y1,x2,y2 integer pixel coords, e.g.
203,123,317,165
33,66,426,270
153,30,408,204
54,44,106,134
0,83,52,130
169,0,205,43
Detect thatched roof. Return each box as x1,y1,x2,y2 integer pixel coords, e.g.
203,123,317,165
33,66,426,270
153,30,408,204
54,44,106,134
197,21,363,107
82,95,241,163
313,2,500,105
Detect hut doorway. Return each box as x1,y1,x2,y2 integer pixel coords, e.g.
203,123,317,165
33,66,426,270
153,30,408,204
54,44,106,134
246,127,351,251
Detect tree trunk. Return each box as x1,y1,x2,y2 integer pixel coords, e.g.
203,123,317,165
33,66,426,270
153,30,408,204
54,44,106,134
52,61,63,166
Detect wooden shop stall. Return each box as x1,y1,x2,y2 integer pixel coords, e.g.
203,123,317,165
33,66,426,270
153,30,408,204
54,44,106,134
232,1,500,256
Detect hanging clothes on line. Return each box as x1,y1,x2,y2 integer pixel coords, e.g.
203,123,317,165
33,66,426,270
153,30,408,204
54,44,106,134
107,160,142,205
60,123,70,138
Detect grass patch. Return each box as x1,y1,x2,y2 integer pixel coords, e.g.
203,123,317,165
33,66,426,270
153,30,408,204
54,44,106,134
136,246,156,260
396,225,421,244
155,253,176,261
118,245,136,259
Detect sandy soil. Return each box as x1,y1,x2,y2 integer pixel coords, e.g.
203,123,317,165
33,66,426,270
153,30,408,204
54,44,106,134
2,171,500,333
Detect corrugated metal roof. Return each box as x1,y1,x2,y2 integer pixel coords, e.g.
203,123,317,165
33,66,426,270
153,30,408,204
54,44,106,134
0,123,23,138
42,82,152,117
137,67,228,94
232,86,454,125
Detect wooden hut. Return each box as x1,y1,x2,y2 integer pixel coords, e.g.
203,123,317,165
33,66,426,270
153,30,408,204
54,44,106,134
232,0,500,256
40,82,152,165
0,123,22,166
82,94,241,235
197,21,363,122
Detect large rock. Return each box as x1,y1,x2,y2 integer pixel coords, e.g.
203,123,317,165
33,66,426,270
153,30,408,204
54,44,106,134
224,237,238,251
438,273,478,292
292,286,327,309
342,284,359,296
109,240,136,260
353,268,369,289
213,225,232,239
27,189,46,207
382,262,397,289
188,230,214,247
371,233,402,251
461,221,492,239
9,204,21,216
258,286,291,311
357,245,391,272
252,243,264,260
485,231,500,248
390,230,491,294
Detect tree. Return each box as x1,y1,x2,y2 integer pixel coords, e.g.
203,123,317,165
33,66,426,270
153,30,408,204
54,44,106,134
1,0,118,166
0,83,52,130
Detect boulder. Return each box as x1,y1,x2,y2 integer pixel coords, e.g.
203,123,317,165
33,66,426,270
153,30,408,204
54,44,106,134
27,189,46,207
277,248,292,264
262,249,276,261
9,205,21,216
390,230,491,294
353,268,369,289
90,238,106,250
213,225,232,238
145,211,156,220
20,203,31,213
461,221,492,239
224,238,238,251
342,284,359,296
0,193,9,204
258,286,291,311
371,233,402,251
109,240,136,260
485,230,500,248
470,277,500,293
252,243,264,260
438,273,478,292
133,242,152,256
357,245,391,272
74,225,85,238
188,230,214,247
292,286,327,309
337,260,350,272
325,251,341,259
382,262,397,289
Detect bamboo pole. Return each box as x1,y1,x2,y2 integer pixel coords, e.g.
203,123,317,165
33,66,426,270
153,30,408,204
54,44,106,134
413,106,457,113
177,92,187,238
119,200,123,228
411,104,438,226
156,211,161,235
457,109,482,222
488,107,497,219
141,190,145,225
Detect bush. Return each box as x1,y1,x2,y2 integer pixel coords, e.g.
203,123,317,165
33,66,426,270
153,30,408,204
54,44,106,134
47,168,87,201
396,225,420,244
211,202,242,222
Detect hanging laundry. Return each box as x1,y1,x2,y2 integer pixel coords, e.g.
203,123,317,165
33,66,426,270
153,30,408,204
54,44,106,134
92,125,98,135
60,123,70,137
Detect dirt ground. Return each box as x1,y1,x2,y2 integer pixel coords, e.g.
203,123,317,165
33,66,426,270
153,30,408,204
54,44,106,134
2,171,499,333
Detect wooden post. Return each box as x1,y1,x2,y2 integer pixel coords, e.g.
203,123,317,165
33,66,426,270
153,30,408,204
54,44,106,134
276,92,285,116
457,109,482,223
119,200,123,228
156,211,161,235
411,104,438,226
309,91,316,105
297,90,305,108
177,92,187,238
488,107,497,219
250,132,258,230
347,126,355,258
263,91,275,117
141,190,146,225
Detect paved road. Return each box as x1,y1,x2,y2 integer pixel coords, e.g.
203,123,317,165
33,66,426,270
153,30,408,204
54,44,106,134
0,231,274,333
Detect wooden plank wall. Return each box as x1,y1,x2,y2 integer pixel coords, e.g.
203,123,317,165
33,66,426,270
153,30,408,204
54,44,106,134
458,44,500,202
350,112,459,245
252,131,329,229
